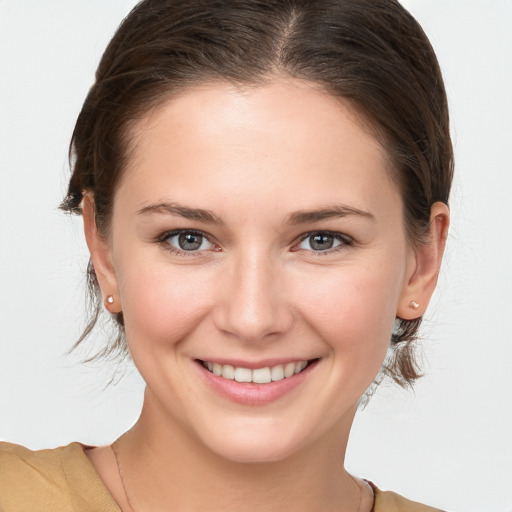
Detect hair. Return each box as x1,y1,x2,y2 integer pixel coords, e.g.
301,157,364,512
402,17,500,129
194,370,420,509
61,0,453,386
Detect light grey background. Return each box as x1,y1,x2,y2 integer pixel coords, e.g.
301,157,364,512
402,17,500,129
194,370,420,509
0,2,511,511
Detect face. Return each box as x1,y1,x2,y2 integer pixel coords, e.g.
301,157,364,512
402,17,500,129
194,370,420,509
93,80,419,463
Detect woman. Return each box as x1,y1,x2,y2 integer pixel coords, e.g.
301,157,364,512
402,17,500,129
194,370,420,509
0,0,452,510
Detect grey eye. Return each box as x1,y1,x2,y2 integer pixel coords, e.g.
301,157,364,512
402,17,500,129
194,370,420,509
165,231,213,252
309,233,334,250
178,232,204,250
298,232,348,251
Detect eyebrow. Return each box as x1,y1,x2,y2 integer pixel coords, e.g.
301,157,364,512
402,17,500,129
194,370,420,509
287,205,375,225
137,202,225,225
137,202,374,225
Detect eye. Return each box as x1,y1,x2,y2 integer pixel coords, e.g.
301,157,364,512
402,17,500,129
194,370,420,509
161,230,215,253
297,232,351,252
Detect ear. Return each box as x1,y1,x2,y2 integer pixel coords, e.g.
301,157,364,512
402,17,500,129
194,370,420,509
397,202,450,320
82,195,122,313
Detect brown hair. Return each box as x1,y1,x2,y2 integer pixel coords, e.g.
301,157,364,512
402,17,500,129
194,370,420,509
62,0,453,385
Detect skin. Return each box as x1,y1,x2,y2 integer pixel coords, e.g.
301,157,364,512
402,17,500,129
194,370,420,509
83,79,449,512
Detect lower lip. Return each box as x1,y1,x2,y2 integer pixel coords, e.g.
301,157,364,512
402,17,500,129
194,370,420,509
196,361,317,405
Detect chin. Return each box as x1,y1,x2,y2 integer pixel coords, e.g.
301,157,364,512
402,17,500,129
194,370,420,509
209,438,300,464
194,418,317,464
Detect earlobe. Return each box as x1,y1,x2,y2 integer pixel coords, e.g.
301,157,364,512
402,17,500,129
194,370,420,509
82,194,122,313
397,202,450,320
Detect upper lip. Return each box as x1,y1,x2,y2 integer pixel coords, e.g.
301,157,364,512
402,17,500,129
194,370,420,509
196,358,317,369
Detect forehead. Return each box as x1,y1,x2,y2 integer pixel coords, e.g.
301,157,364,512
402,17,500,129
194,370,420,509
118,79,399,218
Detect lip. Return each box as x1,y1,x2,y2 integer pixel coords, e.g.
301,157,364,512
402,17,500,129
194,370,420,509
197,357,311,370
195,358,318,405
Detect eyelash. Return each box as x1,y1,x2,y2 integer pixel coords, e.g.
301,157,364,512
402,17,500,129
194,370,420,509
157,229,353,257
158,229,217,257
294,231,353,255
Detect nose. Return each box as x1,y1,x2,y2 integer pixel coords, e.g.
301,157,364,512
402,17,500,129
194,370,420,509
213,250,293,343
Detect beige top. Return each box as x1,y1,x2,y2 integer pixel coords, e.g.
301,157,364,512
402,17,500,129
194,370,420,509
0,442,444,511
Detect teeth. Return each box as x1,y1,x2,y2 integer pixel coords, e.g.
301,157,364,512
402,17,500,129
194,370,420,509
252,367,272,384
202,360,309,383
284,362,296,378
234,367,252,382
221,364,235,380
270,365,285,381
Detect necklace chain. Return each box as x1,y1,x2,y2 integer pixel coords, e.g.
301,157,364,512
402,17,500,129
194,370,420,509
112,440,136,512
111,441,368,512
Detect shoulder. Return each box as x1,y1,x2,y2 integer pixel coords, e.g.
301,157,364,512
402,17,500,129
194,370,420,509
0,440,78,473
373,484,446,512
0,441,120,512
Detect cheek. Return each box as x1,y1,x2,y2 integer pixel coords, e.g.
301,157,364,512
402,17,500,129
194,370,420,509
294,259,401,363
117,263,214,351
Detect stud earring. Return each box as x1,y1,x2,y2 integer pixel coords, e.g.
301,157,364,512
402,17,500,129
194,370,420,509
106,295,114,304
409,300,420,310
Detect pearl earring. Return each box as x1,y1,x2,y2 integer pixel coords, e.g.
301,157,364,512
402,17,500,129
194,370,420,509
106,295,114,304
409,300,420,310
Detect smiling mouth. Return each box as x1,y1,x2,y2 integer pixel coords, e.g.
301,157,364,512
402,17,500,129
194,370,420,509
199,360,316,384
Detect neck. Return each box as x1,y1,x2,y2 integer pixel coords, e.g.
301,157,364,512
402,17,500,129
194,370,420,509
116,394,360,512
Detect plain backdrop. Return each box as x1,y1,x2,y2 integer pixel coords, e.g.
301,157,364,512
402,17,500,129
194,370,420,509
0,2,511,511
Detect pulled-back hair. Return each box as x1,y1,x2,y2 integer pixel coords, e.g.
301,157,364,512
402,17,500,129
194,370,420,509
62,0,453,386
